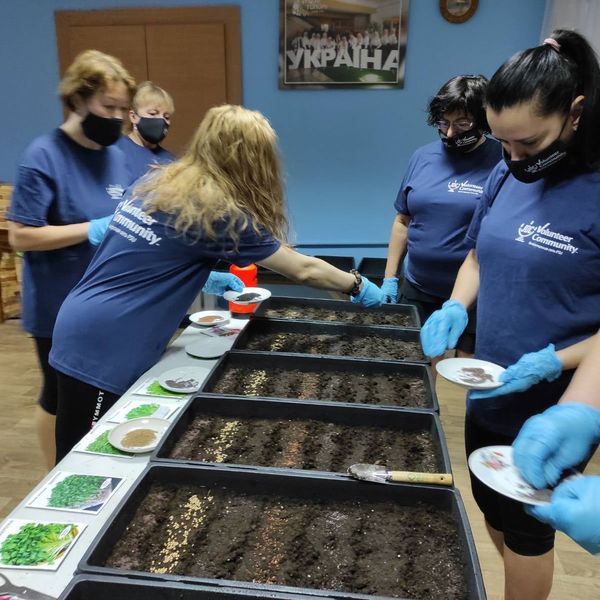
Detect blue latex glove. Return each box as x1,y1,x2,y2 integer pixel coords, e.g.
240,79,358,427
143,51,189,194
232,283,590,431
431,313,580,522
527,476,600,554
419,299,468,357
513,403,600,489
350,276,385,307
88,215,113,246
381,277,399,303
202,271,244,296
470,344,562,400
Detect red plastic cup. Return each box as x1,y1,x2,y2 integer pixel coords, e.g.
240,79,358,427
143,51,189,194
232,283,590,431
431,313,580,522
228,263,258,316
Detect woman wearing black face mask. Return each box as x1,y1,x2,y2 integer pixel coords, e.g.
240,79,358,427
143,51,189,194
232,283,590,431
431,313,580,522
6,50,135,470
382,75,500,368
420,30,600,600
116,81,175,184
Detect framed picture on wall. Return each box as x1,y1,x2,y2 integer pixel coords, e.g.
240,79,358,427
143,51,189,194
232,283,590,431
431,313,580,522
279,0,410,89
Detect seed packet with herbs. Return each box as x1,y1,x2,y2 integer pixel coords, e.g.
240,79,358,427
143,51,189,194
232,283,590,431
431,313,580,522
26,472,124,514
72,424,134,459
106,398,179,423
0,519,85,570
132,377,191,399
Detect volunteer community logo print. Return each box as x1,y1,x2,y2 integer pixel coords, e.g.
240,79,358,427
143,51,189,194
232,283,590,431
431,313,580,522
447,180,483,195
109,198,162,246
515,221,578,255
106,184,125,199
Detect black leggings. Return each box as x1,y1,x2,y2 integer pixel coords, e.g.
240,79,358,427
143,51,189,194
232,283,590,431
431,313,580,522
33,336,58,415
55,372,119,464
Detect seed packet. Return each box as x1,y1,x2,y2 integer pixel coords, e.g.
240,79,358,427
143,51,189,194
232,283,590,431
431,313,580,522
26,472,124,515
106,398,180,423
0,519,85,570
132,377,191,399
72,423,134,459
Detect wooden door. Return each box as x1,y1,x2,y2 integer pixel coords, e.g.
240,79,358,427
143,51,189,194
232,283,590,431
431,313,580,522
55,7,241,156
146,23,228,155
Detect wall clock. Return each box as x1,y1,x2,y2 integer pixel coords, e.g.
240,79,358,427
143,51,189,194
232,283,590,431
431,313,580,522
440,0,479,24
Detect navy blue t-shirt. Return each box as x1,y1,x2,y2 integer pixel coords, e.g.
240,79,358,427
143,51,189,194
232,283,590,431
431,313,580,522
49,193,280,395
115,136,175,185
7,129,129,337
395,137,500,298
465,162,600,434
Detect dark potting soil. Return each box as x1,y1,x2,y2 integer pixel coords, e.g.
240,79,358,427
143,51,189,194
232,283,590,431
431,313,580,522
168,414,442,472
210,366,429,408
262,306,417,327
105,482,468,600
239,332,424,362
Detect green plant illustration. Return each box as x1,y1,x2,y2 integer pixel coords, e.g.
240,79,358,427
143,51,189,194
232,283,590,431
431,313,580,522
86,431,131,456
48,475,108,509
146,380,187,397
126,403,160,420
0,522,78,566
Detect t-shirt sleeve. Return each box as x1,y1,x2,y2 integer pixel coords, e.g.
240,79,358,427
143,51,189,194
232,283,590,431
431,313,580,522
198,221,281,266
393,151,419,216
465,163,510,248
7,165,55,226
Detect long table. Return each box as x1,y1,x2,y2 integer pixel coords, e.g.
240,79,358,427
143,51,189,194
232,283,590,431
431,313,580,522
0,318,248,598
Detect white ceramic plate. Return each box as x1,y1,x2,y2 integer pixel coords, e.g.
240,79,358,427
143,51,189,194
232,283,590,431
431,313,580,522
185,336,232,359
189,310,230,327
468,445,557,506
223,287,272,304
436,357,505,389
108,417,171,454
157,366,208,393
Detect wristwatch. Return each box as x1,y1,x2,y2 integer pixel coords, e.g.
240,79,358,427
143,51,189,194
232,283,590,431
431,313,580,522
348,269,363,296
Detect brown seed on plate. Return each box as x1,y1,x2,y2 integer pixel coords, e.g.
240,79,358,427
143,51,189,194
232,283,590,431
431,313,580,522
122,428,157,448
197,315,222,323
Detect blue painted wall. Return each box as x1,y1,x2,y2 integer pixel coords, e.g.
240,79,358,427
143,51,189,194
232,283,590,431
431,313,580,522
0,0,546,260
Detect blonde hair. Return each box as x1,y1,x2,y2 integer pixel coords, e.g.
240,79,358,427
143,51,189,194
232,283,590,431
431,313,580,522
136,105,288,244
132,81,175,114
59,50,136,110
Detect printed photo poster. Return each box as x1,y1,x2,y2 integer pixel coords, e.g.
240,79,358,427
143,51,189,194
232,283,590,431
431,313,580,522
280,0,410,89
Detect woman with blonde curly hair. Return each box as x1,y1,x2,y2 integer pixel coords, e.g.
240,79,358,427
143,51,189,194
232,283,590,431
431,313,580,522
7,49,136,468
49,104,384,462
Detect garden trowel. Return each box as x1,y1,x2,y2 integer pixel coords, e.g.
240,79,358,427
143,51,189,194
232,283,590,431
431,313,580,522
348,463,453,486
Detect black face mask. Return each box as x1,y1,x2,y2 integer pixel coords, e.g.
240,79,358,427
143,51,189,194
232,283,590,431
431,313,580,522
81,111,122,146
439,127,481,153
136,117,169,145
503,115,571,183
503,140,569,183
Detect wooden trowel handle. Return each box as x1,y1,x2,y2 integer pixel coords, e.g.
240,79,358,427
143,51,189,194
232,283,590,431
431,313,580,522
387,471,454,486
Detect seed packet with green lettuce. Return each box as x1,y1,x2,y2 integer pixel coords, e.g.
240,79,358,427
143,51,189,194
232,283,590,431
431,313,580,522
26,471,125,514
0,519,85,570
132,377,191,399
72,424,134,459
107,398,179,423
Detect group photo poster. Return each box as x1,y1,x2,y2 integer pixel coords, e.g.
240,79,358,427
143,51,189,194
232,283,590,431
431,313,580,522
280,0,410,89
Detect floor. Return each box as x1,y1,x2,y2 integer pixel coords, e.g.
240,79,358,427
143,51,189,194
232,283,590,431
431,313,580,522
1,318,599,599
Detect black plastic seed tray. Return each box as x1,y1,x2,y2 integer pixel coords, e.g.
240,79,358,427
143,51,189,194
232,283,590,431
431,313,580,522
60,574,317,599
314,255,355,271
200,351,437,411
253,296,420,328
151,394,450,474
357,257,387,286
78,464,485,600
232,318,426,363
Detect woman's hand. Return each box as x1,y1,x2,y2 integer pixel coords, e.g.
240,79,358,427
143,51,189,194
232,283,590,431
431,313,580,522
350,276,385,307
202,272,244,296
420,299,468,357
470,344,562,400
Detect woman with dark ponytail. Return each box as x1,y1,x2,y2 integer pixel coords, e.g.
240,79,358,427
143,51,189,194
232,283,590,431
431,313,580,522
420,30,600,599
